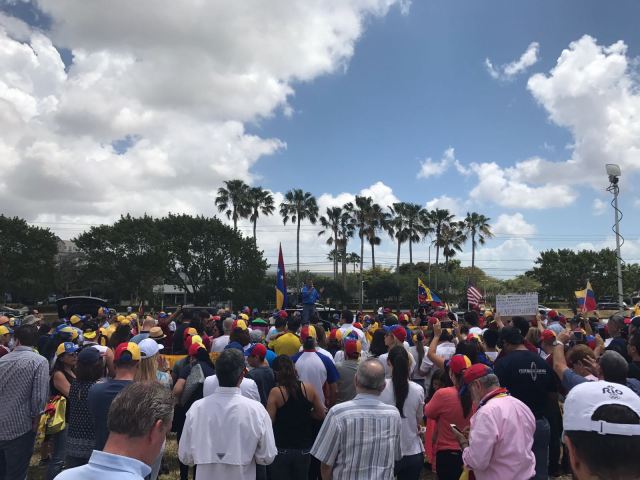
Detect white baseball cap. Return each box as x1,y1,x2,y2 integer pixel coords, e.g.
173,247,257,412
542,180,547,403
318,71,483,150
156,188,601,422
138,338,164,358
564,381,640,436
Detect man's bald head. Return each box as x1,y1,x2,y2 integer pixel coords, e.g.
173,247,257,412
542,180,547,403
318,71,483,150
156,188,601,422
355,358,386,394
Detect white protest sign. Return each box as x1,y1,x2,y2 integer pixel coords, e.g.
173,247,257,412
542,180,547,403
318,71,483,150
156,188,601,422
495,292,539,316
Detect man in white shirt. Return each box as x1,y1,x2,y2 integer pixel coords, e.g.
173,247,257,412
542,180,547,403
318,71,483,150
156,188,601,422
179,349,277,479
211,317,233,352
203,374,260,402
337,310,368,351
419,329,456,385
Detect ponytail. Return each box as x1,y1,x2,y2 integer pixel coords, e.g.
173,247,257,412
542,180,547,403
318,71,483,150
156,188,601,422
389,345,409,418
415,330,425,369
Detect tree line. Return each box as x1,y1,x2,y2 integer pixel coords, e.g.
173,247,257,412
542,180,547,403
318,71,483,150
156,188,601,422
215,179,494,289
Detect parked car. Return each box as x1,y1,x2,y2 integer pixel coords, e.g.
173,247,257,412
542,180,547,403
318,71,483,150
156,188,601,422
538,304,552,315
56,296,109,319
597,301,629,310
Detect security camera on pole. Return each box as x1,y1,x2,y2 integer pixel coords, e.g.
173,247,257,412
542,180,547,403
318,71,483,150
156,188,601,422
605,164,624,310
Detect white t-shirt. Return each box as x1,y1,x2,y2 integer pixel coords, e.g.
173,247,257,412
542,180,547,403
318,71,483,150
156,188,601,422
292,350,338,405
203,375,260,402
419,341,456,386
211,335,230,352
378,343,416,379
379,379,425,456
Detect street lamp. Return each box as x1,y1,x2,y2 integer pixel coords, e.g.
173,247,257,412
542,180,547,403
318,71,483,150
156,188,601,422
606,164,624,310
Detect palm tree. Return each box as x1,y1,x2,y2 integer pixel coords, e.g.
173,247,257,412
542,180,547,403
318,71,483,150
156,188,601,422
318,207,344,281
428,208,455,266
247,187,275,243
280,189,319,283
364,203,388,270
349,196,373,280
463,212,494,272
215,179,250,231
387,204,409,271
346,252,361,273
439,221,466,269
336,203,355,288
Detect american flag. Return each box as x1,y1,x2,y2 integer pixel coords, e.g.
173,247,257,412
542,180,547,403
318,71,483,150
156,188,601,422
467,282,483,307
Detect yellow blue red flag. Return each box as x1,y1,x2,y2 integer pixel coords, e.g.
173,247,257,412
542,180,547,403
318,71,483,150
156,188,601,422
575,281,596,313
418,278,442,305
276,244,287,310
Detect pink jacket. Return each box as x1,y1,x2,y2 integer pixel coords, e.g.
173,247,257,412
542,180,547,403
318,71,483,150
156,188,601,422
462,394,536,480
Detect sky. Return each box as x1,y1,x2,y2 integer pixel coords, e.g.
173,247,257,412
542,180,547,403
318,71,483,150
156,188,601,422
1,0,640,279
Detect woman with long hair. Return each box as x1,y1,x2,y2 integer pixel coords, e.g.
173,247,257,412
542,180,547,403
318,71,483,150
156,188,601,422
65,347,104,468
266,355,326,480
46,342,79,479
368,329,388,357
424,354,473,480
408,329,427,391
379,345,425,480
136,338,172,388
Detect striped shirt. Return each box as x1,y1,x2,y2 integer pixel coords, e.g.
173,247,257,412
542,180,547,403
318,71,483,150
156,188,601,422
0,346,50,440
310,393,401,480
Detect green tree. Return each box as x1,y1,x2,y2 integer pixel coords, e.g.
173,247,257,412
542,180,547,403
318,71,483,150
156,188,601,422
348,196,373,305
439,221,466,269
0,215,57,303
387,204,409,271
215,179,250,231
428,209,455,266
246,187,275,242
74,214,167,303
280,189,319,284
158,214,267,306
318,206,345,281
463,212,493,273
364,203,388,270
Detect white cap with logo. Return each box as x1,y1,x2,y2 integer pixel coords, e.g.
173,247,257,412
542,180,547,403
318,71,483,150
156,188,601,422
564,381,640,436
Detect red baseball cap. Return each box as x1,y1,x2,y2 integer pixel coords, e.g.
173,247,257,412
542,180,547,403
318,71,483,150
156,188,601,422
541,330,556,343
245,343,267,359
344,339,362,358
385,325,406,342
188,342,206,357
114,342,141,362
448,354,472,375
278,310,288,319
463,364,493,384
548,310,558,319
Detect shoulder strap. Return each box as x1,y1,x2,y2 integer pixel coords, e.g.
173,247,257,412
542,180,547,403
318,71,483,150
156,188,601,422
278,386,287,402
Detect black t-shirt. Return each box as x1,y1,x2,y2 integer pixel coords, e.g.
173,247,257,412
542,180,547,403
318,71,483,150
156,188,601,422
172,322,190,354
606,337,630,362
87,379,132,450
247,366,276,406
494,349,556,419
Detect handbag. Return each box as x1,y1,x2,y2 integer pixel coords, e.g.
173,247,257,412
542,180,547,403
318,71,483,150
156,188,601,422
44,395,67,435
180,363,205,406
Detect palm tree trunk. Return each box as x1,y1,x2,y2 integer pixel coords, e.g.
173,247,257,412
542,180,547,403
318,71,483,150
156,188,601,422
333,228,338,281
471,232,476,272
341,241,347,289
371,241,375,270
396,239,401,272
253,219,257,243
296,218,301,289
233,206,237,231
409,238,413,264
435,225,441,265
359,225,364,310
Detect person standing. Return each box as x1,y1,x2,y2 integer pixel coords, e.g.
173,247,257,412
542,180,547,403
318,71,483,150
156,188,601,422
246,343,275,406
423,354,473,480
65,347,104,469
178,349,277,479
266,355,326,479
335,339,361,403
379,346,425,480
47,342,80,479
337,310,368,351
452,364,536,480
88,342,140,451
311,358,401,480
494,326,556,480
54,382,173,480
0,324,11,358
0,324,50,480
301,279,322,324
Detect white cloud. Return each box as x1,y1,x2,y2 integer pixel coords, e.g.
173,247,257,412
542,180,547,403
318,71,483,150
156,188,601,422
592,198,607,216
485,42,539,80
459,237,539,278
425,195,463,216
0,1,407,224
417,147,469,179
468,161,577,209
574,237,640,262
492,213,536,236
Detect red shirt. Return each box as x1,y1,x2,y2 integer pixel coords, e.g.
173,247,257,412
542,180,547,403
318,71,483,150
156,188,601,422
424,386,472,453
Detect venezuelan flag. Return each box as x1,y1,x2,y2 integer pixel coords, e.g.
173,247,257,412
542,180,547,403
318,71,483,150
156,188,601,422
276,244,288,310
418,278,442,306
575,281,597,313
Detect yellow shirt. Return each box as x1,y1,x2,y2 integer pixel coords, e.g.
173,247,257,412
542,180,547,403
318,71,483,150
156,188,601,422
268,332,302,357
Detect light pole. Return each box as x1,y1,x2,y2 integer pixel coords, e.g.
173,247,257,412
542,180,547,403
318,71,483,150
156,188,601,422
606,164,624,310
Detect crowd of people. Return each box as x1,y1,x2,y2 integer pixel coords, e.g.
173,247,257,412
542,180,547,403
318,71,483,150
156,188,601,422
1,298,640,480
